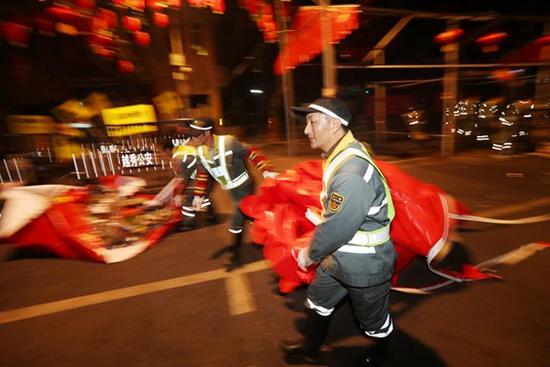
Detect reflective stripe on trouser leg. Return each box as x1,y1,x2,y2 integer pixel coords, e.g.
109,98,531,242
306,298,334,316
364,314,393,338
182,206,196,218
348,280,393,338
306,267,348,317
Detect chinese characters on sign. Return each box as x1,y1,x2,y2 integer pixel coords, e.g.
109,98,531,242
120,151,155,168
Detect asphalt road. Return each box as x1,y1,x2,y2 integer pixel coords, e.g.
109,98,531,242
0,150,548,367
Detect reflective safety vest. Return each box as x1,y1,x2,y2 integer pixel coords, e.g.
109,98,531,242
172,144,198,179
322,146,395,248
197,135,249,190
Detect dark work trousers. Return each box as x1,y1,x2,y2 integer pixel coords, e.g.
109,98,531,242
228,179,254,233
306,267,393,337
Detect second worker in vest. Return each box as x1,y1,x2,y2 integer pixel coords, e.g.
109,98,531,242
187,117,277,269
282,98,396,367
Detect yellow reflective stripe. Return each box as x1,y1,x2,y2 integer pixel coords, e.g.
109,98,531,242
323,146,395,221
198,136,247,190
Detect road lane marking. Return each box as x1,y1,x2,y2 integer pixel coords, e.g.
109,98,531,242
0,260,270,325
1,195,547,325
225,273,256,316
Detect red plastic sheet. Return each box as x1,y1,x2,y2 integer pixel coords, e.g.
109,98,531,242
241,160,498,293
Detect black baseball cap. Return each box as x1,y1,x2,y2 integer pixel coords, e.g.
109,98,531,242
187,117,214,136
291,97,351,126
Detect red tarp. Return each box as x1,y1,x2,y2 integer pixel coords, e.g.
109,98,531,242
241,160,499,294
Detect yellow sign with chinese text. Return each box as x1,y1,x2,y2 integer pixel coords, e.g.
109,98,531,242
101,104,157,126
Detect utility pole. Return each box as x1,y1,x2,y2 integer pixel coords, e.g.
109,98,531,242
440,20,459,156
320,0,337,97
275,0,295,155
374,50,386,146
168,8,189,116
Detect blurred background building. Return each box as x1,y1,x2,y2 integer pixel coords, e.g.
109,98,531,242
0,0,548,177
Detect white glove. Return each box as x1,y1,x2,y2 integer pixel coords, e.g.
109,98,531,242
192,195,204,210
305,208,323,226
262,171,278,179
292,247,312,272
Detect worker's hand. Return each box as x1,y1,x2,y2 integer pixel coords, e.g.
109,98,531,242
262,171,278,179
192,195,204,210
305,208,323,225
291,247,312,272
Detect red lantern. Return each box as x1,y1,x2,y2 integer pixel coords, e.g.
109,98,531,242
492,68,514,82
167,0,181,8
73,0,95,9
211,0,226,14
98,8,117,29
123,16,141,31
1,21,32,47
434,28,464,45
93,46,115,59
534,34,550,46
45,6,84,27
188,0,203,7
153,12,169,28
146,0,162,10
134,31,151,47
117,60,135,73
475,32,508,53
35,17,55,35
88,32,114,47
130,0,145,10
91,16,108,32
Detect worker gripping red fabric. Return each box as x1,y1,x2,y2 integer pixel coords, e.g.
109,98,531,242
188,117,277,269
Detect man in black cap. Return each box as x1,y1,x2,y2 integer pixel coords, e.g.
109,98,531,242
281,97,396,367
187,117,277,269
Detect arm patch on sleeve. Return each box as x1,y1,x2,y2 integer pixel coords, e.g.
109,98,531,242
329,192,345,213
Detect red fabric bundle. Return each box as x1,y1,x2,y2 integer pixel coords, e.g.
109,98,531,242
241,160,496,293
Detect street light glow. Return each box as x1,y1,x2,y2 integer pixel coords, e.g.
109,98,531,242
250,89,264,94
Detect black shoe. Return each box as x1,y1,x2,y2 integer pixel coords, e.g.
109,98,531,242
280,339,320,365
355,337,391,367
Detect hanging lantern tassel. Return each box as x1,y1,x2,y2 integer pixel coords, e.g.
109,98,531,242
134,31,151,47
153,12,169,28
